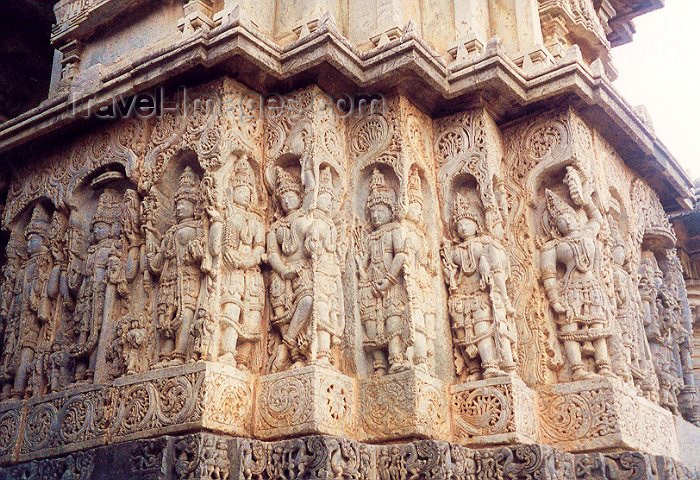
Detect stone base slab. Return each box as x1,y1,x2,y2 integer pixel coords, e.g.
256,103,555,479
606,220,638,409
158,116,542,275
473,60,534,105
451,376,538,446
537,377,678,459
254,365,355,439
358,369,449,442
1,432,697,480
1,362,253,464
674,416,700,471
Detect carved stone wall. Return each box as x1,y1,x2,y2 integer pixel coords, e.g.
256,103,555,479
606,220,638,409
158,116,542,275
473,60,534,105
0,76,698,475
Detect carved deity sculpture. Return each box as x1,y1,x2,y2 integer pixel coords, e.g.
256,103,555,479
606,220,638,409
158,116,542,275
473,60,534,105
0,233,24,399
146,167,205,367
441,194,517,380
209,157,265,370
355,169,426,375
9,205,53,398
68,190,124,383
403,171,437,371
539,167,613,381
609,227,658,399
266,167,344,370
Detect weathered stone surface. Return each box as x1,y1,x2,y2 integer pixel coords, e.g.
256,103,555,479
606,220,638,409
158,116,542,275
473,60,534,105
451,376,538,446
0,0,698,476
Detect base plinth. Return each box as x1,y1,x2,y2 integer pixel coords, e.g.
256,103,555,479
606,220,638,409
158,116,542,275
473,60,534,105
451,376,538,446
538,377,678,458
358,369,449,442
254,365,355,439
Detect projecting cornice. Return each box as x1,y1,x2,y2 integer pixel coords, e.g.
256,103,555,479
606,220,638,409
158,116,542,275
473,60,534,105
0,12,692,211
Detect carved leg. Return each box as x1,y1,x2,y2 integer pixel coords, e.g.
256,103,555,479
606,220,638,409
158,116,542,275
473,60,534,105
475,318,506,378
387,315,408,374
592,322,613,377
316,330,332,367
172,307,195,365
411,310,428,372
559,322,592,380
12,347,35,397
219,302,242,366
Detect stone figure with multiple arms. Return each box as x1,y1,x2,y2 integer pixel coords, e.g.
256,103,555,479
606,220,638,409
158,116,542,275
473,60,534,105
539,166,613,381
441,194,517,380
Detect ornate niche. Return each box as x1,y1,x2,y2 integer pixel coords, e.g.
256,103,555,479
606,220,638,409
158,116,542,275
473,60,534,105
256,86,355,441
632,178,700,424
435,108,538,446
349,95,449,443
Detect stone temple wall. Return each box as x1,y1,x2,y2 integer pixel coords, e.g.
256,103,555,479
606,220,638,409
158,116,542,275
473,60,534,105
0,0,698,479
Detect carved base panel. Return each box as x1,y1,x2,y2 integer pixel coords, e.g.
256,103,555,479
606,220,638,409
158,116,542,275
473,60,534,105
254,365,355,440
358,369,449,442
1,432,698,480
451,376,539,446
538,377,678,458
2,362,253,464
673,416,700,472
0,401,23,465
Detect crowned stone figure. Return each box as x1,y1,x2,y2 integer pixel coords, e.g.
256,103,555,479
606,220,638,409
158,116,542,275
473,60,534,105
539,167,613,381
146,167,205,367
441,194,517,380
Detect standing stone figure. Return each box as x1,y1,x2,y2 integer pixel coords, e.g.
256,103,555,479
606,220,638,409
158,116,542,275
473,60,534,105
441,194,517,380
539,167,613,381
210,157,265,370
267,167,344,370
11,204,52,397
355,169,426,375
146,167,205,367
68,190,124,383
403,170,436,372
0,233,24,399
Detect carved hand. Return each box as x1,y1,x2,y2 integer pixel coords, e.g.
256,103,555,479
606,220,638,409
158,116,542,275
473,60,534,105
551,301,566,314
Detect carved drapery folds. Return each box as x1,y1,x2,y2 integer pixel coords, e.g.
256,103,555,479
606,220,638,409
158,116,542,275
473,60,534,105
0,82,698,465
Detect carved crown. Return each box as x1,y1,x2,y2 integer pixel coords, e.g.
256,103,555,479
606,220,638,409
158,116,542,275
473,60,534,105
452,194,483,229
92,190,123,227
175,166,200,204
366,168,395,210
231,156,256,191
274,167,302,196
25,204,50,237
544,189,576,221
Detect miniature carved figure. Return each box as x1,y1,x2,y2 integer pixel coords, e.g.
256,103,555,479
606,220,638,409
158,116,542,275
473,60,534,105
539,167,613,381
0,233,24,399
146,167,205,367
442,194,517,380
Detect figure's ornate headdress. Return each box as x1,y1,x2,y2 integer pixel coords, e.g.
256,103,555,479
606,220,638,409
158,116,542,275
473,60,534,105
92,190,123,227
407,169,423,206
544,189,576,220
175,166,200,204
452,194,483,230
25,204,50,237
274,167,302,196
318,167,334,197
231,156,256,192
366,168,395,210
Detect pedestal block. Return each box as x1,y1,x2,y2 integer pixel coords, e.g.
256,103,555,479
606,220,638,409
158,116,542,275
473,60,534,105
451,376,538,446
358,369,449,442
254,365,355,440
111,361,253,442
538,377,678,458
7,361,253,463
